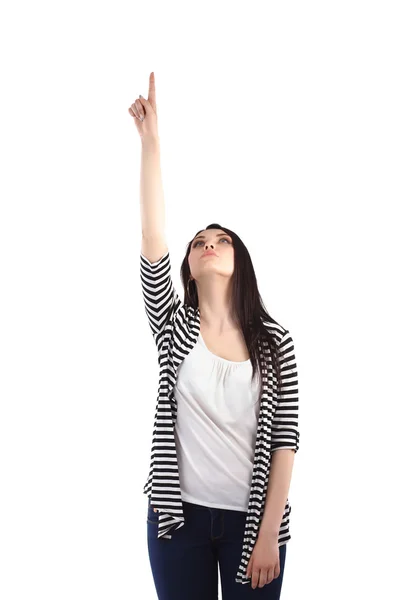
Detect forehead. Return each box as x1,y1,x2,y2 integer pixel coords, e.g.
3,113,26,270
193,229,229,239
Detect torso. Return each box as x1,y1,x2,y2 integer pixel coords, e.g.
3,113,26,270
199,324,250,362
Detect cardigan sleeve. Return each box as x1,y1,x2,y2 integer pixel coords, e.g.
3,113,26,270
271,329,300,453
139,250,182,344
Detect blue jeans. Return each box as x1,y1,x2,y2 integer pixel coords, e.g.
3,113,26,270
147,499,287,599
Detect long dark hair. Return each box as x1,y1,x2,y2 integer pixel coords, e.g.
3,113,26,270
180,223,283,394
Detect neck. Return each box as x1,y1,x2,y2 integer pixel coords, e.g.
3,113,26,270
195,277,239,333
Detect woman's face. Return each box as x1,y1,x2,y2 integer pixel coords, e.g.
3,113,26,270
187,228,235,281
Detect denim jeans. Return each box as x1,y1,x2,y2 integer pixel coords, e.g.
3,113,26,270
147,498,286,599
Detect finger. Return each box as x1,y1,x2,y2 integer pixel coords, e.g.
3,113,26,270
134,99,145,120
128,107,139,120
129,103,139,119
148,71,156,109
251,570,260,590
274,561,281,579
258,569,268,588
246,557,252,579
267,566,275,584
129,102,142,122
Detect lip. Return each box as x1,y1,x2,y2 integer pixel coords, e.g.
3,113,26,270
202,251,217,258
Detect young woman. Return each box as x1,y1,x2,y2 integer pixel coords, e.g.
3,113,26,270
129,72,300,600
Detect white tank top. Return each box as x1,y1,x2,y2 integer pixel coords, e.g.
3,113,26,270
174,331,262,512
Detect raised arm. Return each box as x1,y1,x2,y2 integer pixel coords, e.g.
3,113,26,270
139,135,168,262
129,72,182,344
129,71,166,256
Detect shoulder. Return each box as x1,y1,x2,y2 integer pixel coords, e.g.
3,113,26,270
260,316,288,345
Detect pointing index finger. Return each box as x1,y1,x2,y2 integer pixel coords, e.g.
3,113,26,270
148,71,156,109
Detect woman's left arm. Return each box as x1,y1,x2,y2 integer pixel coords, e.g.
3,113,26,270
260,329,300,537
259,449,295,537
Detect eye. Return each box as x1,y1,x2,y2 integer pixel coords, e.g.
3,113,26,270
192,237,231,248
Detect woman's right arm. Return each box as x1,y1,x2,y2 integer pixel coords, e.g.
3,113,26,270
140,137,168,261
129,73,182,343
130,72,168,261
138,139,181,342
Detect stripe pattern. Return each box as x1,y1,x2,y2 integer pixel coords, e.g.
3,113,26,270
140,250,299,585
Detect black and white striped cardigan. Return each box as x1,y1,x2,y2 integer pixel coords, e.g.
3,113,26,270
140,249,300,586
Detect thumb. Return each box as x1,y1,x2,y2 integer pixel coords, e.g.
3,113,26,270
246,557,252,578
138,94,156,116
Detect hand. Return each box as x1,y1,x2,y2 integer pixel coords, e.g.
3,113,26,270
245,533,281,589
128,71,159,142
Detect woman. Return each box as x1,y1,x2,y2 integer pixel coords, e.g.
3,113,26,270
129,72,300,600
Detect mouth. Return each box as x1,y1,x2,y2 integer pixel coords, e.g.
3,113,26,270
202,252,217,258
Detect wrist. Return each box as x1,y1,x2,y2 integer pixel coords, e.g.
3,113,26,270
141,135,160,150
258,525,280,540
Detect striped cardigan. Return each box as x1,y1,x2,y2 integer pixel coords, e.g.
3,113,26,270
140,249,300,585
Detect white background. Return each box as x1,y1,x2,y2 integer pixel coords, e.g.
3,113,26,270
1,1,400,598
